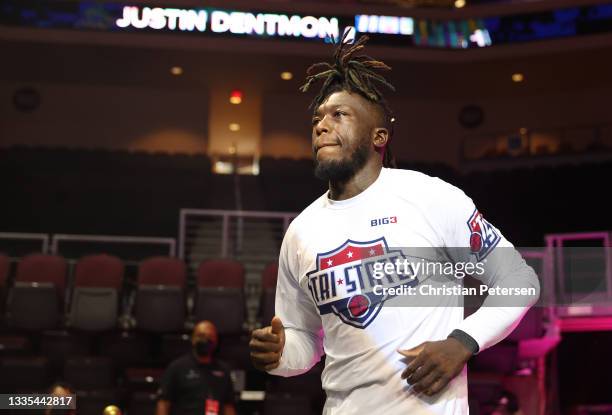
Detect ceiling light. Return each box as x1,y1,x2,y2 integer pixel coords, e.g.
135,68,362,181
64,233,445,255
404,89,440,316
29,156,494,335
512,73,524,83
170,66,183,76
280,71,293,80
229,123,240,132
454,0,466,8
229,90,242,104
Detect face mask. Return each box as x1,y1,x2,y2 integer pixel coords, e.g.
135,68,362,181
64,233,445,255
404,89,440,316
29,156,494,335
194,339,213,357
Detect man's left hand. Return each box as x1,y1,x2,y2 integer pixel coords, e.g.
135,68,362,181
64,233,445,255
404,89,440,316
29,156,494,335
398,338,472,396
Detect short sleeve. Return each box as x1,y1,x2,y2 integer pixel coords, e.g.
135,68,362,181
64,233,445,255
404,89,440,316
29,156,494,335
158,363,177,402
221,368,236,405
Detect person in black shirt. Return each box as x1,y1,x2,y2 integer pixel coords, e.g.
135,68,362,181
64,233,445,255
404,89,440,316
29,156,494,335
156,320,236,415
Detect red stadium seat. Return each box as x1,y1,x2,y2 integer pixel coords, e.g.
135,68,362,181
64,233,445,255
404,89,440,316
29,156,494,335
134,257,186,333
195,259,250,370
0,334,31,356
0,356,50,393
41,330,92,373
196,259,244,288
124,367,164,394
15,253,67,297
160,333,192,365
100,331,153,370
64,356,115,391
138,256,186,286
68,254,124,331
74,254,123,289
6,254,67,330
260,262,278,326
195,259,245,335
0,253,9,287
0,253,10,316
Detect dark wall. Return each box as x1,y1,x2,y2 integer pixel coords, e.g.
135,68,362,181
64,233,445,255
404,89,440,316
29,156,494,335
2,147,610,246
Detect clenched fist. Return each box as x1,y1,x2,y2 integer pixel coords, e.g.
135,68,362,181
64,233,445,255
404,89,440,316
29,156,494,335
249,316,285,371
398,338,472,396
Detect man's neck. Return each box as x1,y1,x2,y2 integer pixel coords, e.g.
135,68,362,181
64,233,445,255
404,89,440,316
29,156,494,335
328,159,383,201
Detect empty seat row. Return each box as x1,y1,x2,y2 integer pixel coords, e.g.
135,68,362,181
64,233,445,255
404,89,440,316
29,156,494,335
0,253,254,336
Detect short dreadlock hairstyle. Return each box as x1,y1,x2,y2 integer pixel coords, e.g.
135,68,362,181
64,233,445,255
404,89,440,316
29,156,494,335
300,32,397,168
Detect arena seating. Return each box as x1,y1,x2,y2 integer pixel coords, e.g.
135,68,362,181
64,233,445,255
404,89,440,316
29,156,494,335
0,356,50,393
0,249,562,414
6,254,67,331
0,253,9,316
69,254,124,331
41,330,92,373
100,331,153,370
195,259,246,336
134,256,187,333
195,259,251,370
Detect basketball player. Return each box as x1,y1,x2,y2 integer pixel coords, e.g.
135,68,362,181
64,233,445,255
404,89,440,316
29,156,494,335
249,34,540,414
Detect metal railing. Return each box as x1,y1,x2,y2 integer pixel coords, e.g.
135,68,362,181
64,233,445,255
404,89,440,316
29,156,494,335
545,231,612,319
178,209,296,260
0,232,50,253
51,234,176,257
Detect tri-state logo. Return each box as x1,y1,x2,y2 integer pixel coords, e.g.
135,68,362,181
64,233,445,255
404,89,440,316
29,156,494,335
467,209,501,261
306,237,418,329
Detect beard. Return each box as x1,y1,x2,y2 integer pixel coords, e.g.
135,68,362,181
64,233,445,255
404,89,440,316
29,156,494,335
313,139,370,182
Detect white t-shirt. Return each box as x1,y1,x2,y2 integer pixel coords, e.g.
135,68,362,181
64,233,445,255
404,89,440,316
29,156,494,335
269,167,539,415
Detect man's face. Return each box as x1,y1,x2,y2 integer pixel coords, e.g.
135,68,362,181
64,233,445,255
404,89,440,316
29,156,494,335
311,90,380,181
192,321,218,347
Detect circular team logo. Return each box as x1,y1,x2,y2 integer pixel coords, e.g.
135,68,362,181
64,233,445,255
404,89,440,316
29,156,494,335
347,294,370,318
470,232,482,253
307,237,409,329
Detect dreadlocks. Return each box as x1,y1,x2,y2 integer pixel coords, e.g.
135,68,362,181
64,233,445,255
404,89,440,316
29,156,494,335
300,32,397,168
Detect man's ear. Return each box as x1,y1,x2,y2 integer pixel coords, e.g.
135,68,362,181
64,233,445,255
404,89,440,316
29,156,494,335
372,127,389,149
